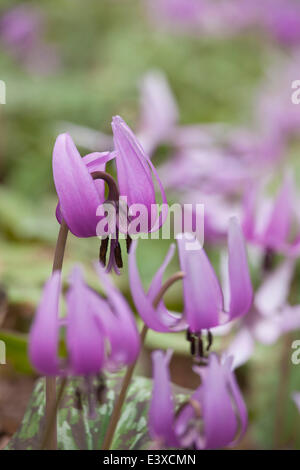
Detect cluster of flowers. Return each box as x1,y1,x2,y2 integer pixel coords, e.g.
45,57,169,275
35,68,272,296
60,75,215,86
30,113,255,449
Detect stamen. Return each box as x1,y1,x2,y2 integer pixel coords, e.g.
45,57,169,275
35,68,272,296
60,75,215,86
206,330,213,351
114,241,123,268
190,336,196,356
126,234,132,253
197,335,204,358
99,237,109,266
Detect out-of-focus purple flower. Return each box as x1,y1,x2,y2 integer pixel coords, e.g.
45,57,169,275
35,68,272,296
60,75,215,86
226,259,300,369
149,350,247,449
112,115,168,233
129,217,252,333
29,265,140,376
263,0,300,46
242,174,300,256
0,5,60,75
53,133,115,238
138,71,179,155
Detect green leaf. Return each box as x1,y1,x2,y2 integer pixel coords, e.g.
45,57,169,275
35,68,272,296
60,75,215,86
0,330,34,375
6,373,190,450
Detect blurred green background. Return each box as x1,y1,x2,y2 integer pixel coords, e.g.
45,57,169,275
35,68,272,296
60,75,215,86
0,0,299,450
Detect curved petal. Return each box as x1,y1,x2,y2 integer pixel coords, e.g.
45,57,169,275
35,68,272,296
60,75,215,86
224,356,248,447
66,266,104,375
228,217,253,320
149,350,179,447
263,174,293,249
198,354,239,449
177,234,223,331
53,133,101,237
129,241,185,332
112,116,168,232
95,263,140,366
29,271,61,375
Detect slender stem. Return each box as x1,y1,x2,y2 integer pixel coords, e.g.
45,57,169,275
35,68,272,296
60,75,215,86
42,378,68,450
101,271,185,450
44,220,69,450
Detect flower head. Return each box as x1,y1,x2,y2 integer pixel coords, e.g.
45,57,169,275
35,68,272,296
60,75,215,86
29,265,140,376
129,217,252,334
149,350,248,449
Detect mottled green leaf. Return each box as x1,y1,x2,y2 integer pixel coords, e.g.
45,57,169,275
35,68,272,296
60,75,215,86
7,373,190,450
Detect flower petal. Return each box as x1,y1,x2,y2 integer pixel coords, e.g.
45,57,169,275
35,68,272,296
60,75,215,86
149,350,179,447
112,116,168,232
66,266,104,375
198,354,239,449
228,217,253,320
95,263,140,366
53,133,101,237
129,241,185,332
263,174,293,249
29,271,61,375
177,234,223,331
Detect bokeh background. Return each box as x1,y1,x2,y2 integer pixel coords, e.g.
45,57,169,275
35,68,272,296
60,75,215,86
0,0,299,450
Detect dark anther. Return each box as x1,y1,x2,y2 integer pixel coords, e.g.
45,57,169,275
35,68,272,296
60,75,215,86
206,330,213,351
126,234,132,253
99,237,109,266
186,329,192,342
263,247,274,272
114,241,123,268
74,388,83,411
198,336,204,358
190,336,196,356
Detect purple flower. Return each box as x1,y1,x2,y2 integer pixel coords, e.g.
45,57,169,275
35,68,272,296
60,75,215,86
53,133,115,238
0,5,60,75
29,265,140,376
226,259,300,369
129,217,252,333
112,115,168,233
242,174,300,256
149,350,248,449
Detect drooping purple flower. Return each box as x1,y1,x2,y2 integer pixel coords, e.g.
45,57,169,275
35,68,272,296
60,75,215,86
138,70,179,155
53,133,115,238
29,265,140,376
149,350,248,449
112,115,168,233
129,217,252,333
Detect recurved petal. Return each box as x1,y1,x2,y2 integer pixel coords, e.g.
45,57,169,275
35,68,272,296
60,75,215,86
149,350,179,447
228,217,253,320
129,241,185,332
53,133,101,237
177,234,223,331
66,266,104,375
29,271,61,376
